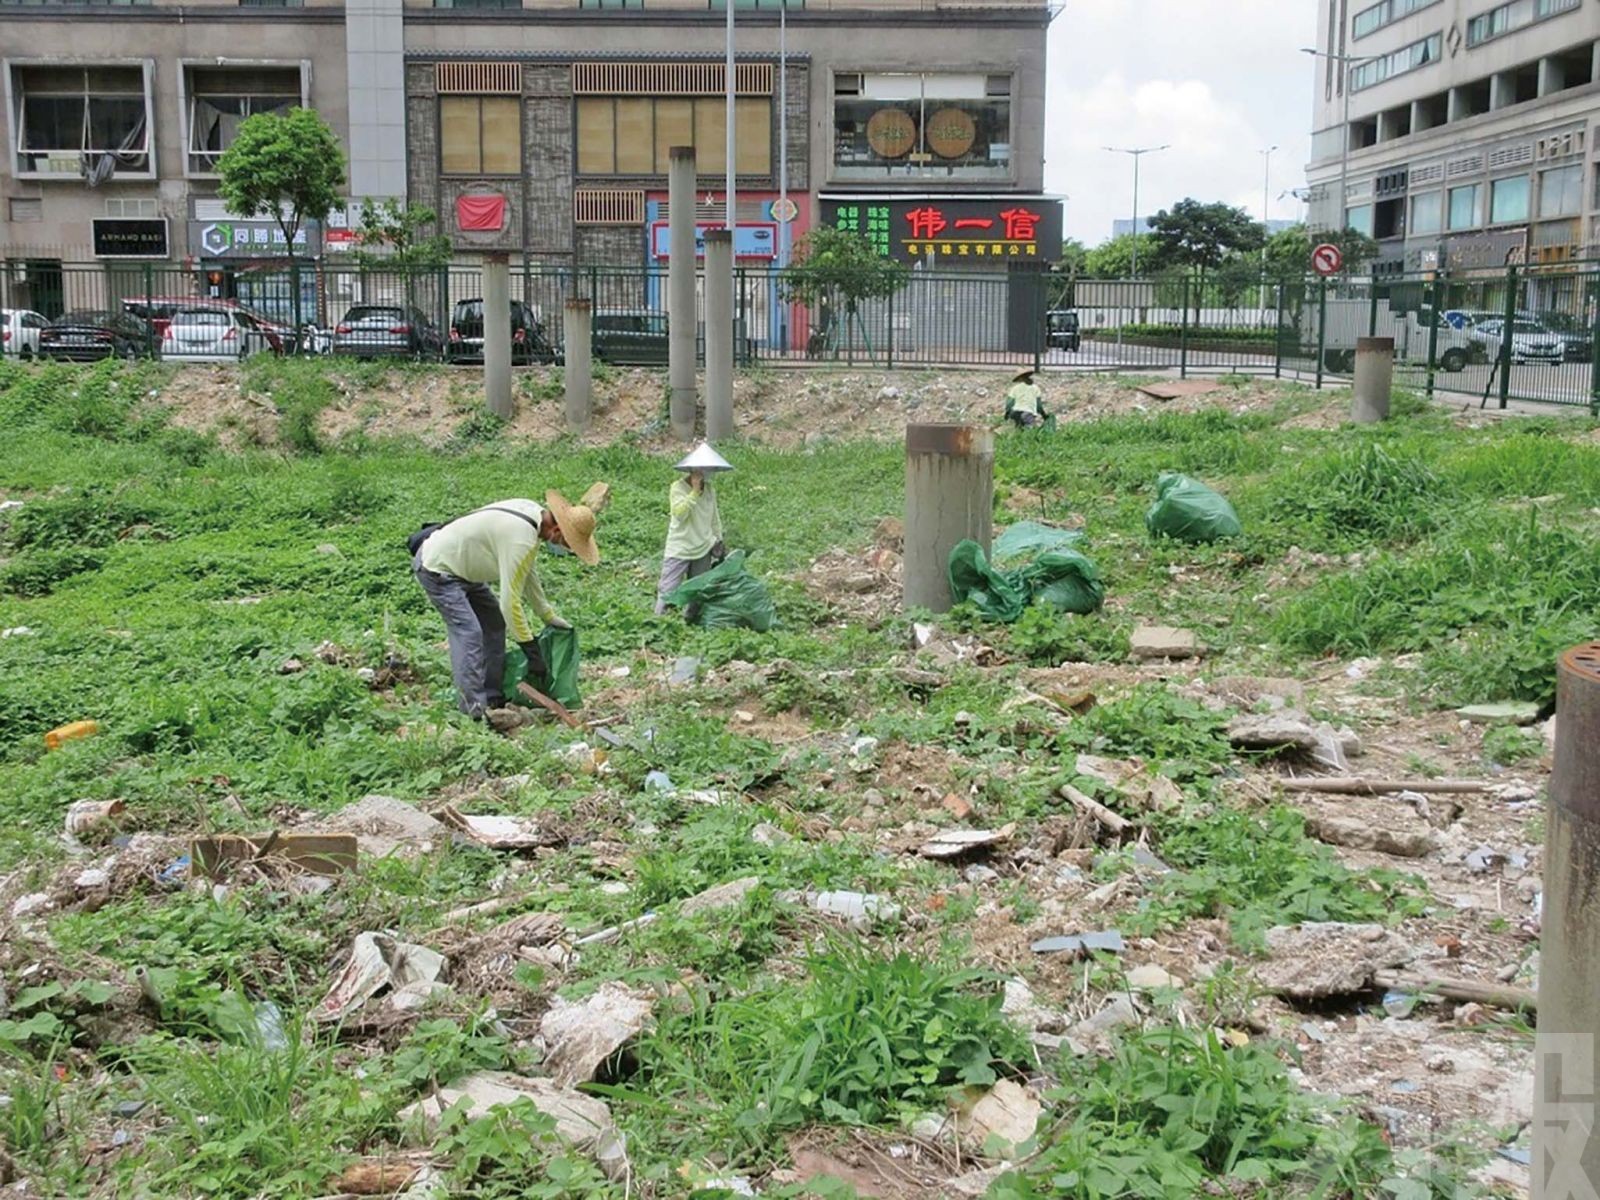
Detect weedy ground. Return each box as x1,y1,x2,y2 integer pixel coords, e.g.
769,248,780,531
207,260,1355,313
0,357,1593,1198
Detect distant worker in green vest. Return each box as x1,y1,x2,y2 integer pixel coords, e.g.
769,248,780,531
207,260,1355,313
1004,369,1049,429
655,443,730,618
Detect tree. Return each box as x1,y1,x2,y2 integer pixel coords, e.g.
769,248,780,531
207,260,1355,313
351,199,452,273
778,227,909,362
1148,199,1264,316
1083,233,1156,280
1057,238,1089,277
216,108,346,335
1263,223,1379,281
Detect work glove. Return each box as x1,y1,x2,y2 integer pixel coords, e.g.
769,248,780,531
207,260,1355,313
546,615,573,631
518,640,548,684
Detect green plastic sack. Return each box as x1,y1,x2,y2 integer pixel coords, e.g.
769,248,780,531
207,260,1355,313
502,625,583,709
947,540,1030,622
1145,472,1242,543
993,521,1085,564
664,549,777,631
1017,550,1105,615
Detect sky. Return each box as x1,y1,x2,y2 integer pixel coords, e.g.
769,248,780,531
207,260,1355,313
1044,0,1319,246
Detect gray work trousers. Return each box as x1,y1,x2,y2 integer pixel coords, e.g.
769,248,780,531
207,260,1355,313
655,550,717,617
414,554,506,716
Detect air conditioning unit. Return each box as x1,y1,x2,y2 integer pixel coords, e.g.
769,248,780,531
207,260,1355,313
43,156,80,176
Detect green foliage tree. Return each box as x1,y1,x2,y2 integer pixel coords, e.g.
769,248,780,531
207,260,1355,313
1057,238,1089,277
351,199,452,273
778,227,909,361
1148,199,1264,316
1083,233,1156,280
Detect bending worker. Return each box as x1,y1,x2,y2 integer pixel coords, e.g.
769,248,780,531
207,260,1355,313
656,442,730,617
414,491,600,720
1004,369,1049,429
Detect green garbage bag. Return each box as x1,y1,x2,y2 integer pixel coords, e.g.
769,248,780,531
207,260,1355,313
502,625,583,709
993,520,1085,564
1017,549,1105,615
947,540,1029,622
664,550,777,631
1145,472,1242,543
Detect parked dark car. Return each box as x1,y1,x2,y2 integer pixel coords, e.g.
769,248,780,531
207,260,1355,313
331,304,444,360
591,309,670,366
39,310,159,362
447,298,556,365
1046,308,1080,352
1540,312,1595,363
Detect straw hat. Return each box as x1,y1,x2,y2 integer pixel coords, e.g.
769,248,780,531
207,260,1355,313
1012,369,1037,383
674,442,734,473
544,489,601,565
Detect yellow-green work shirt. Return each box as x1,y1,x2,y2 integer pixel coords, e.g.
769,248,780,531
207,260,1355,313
419,499,558,641
664,478,723,561
1006,382,1043,416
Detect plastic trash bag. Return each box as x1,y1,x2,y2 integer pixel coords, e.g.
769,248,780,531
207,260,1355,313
993,520,1085,564
664,550,777,632
1144,472,1242,543
949,539,1104,622
948,540,1029,622
503,625,583,708
1017,550,1105,615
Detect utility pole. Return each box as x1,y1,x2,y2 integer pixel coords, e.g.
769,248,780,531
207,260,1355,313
1302,47,1377,235
1259,145,1277,314
724,0,736,235
1103,144,1168,277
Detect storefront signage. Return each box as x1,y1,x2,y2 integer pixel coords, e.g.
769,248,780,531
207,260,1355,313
924,109,976,159
92,218,169,259
650,222,778,260
187,218,323,260
821,197,1063,263
865,108,916,159
1442,229,1526,273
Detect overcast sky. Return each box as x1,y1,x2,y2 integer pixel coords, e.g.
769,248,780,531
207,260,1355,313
1044,0,1319,245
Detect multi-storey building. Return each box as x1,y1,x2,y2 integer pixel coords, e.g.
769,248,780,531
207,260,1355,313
1307,0,1600,275
0,0,1058,329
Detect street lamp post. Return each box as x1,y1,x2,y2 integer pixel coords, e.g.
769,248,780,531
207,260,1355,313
1104,144,1169,277
1259,144,1276,314
1301,47,1377,238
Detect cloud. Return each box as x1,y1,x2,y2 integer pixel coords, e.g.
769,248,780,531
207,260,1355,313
1045,0,1319,244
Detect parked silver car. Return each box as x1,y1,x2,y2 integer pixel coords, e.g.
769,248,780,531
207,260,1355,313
331,304,444,360
2,308,49,360
1472,318,1565,366
161,307,274,363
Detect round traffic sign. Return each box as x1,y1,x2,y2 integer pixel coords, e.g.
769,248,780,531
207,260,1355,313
770,197,799,224
1312,242,1344,277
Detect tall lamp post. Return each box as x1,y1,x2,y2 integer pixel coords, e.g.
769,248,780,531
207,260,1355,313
1103,144,1168,277
1259,144,1277,314
1301,47,1377,237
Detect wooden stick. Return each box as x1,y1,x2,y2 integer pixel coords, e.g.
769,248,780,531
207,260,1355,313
438,894,526,926
516,681,583,729
1373,970,1536,1013
1281,776,1491,796
1059,784,1131,835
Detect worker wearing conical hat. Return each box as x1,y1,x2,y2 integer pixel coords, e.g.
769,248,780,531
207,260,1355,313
656,443,730,618
1004,369,1048,429
414,491,600,721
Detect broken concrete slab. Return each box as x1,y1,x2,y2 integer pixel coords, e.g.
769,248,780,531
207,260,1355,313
306,795,446,859
1126,964,1183,991
679,876,760,918
917,824,1016,861
1129,626,1200,661
1456,702,1541,726
539,982,656,1087
1226,712,1319,752
1136,380,1224,402
1255,922,1414,1000
668,656,700,686
1001,978,1065,1035
959,1079,1042,1157
1306,814,1438,858
1065,994,1142,1056
399,1072,627,1179
1031,930,1125,957
434,806,561,851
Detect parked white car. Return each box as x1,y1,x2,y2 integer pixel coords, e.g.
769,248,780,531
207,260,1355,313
2,308,50,360
1472,318,1565,366
161,307,273,363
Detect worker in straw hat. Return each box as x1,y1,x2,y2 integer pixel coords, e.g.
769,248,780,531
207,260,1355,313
1004,368,1049,429
413,490,601,721
656,442,730,618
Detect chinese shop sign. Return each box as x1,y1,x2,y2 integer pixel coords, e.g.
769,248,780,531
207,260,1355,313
821,197,1063,263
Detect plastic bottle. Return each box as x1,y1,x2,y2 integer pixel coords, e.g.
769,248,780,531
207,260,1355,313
44,720,99,751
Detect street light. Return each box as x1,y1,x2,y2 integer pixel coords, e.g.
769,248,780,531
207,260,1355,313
1103,144,1168,277
1301,47,1377,239
1259,145,1276,311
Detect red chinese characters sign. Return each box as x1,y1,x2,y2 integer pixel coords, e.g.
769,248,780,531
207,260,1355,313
822,197,1063,264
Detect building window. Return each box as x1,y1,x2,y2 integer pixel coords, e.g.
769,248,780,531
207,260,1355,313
833,72,1011,182
1352,0,1441,39
238,0,304,6
12,64,150,177
433,0,521,7
708,0,803,7
1538,164,1582,218
575,96,770,176
1349,34,1441,91
1466,0,1579,47
9,197,42,222
1410,190,1442,235
1447,184,1481,229
1345,204,1374,236
186,66,301,174
578,0,643,7
440,96,521,175
1490,175,1530,223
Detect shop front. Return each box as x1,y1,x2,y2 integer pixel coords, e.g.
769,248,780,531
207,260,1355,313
186,200,323,326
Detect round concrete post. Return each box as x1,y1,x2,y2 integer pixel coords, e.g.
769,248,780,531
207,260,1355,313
1535,643,1600,1198
704,229,734,442
563,299,593,435
483,253,513,420
1351,335,1393,424
667,146,698,442
903,424,993,614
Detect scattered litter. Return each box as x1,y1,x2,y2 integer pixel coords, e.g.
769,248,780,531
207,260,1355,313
964,864,999,885
1255,923,1414,1000
312,932,447,1023
1136,380,1223,401
1031,930,1125,957
1497,1147,1532,1166
1300,1022,1330,1044
644,770,676,794
399,1072,628,1179
45,719,100,751
574,912,658,947
917,824,1016,860
192,833,358,880
253,1001,288,1051
679,876,760,918
1466,845,1510,874
64,799,124,838
0,499,23,513
558,741,612,776
598,881,630,896
113,1100,148,1119
959,1079,1042,1157
810,890,900,931
1,626,35,638
1130,846,1172,874
158,856,191,884
1382,990,1419,1018
73,867,110,890
12,892,54,919
669,656,701,686
848,736,880,772
435,806,561,851
1144,472,1241,543
912,622,937,649
1457,702,1542,726
540,982,656,1087
751,822,791,847
1129,626,1200,661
